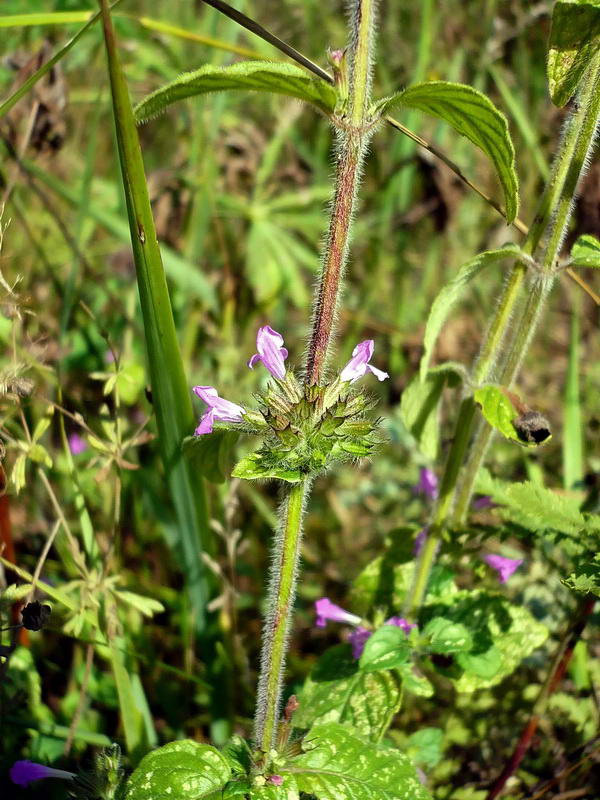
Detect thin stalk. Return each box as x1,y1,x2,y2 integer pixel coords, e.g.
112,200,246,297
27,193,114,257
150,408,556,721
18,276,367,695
254,0,378,749
98,0,214,627
305,0,376,385
254,481,308,751
486,596,596,800
408,53,600,613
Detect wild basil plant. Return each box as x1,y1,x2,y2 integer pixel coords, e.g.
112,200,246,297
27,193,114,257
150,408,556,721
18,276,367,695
7,0,600,797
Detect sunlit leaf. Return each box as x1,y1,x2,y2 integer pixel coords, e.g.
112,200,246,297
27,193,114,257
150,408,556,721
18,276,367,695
570,234,600,267
548,0,600,107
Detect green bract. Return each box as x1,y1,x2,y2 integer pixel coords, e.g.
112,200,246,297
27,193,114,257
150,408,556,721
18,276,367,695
230,375,382,483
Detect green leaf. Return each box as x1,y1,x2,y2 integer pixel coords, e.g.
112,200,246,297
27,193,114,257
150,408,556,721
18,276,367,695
183,431,239,484
424,617,473,654
424,591,548,692
420,246,523,380
359,626,410,673
406,727,444,769
108,638,147,760
124,740,231,800
99,2,213,628
399,664,434,697
548,0,600,107
114,590,165,617
287,722,432,799
134,61,337,123
570,234,600,267
474,385,551,447
231,453,304,483
375,82,519,222
563,554,600,595
399,372,445,460
295,645,403,742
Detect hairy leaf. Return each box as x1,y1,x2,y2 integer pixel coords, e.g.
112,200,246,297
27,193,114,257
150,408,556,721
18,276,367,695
134,61,337,123
420,246,522,380
563,554,600,595
295,645,404,742
375,82,519,221
287,722,432,799
570,234,600,267
125,740,231,800
548,0,600,107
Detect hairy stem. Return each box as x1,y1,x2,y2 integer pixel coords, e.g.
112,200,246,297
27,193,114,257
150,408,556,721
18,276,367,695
254,481,308,751
408,53,600,614
305,0,376,385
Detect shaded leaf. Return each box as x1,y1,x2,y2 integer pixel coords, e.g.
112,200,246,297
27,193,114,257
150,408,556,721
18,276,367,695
548,0,600,107
375,82,519,221
135,61,337,123
420,246,522,380
407,728,444,769
424,617,473,654
183,431,239,484
295,645,403,742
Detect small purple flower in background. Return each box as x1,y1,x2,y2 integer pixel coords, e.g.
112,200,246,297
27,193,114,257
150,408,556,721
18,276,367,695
415,467,438,500
248,325,288,380
348,626,371,659
483,554,523,584
269,775,284,786
68,433,87,455
10,761,75,787
472,495,494,510
340,340,389,383
414,527,428,557
314,597,361,628
193,386,245,435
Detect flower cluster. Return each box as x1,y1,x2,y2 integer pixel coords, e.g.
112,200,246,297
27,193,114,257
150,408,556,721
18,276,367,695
192,326,389,480
314,597,415,659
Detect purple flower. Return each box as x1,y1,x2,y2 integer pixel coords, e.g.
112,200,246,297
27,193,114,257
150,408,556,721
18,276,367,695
348,626,371,659
248,326,288,380
269,775,284,786
68,433,87,455
483,554,523,584
415,468,438,500
340,340,389,383
314,597,361,628
386,616,417,634
414,527,428,557
192,386,245,435
10,761,75,787
473,495,494,509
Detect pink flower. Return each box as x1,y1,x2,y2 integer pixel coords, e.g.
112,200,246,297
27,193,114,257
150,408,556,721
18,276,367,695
68,433,87,455
348,626,371,659
473,495,494,509
314,597,361,628
269,775,284,786
415,468,438,500
192,386,245,435
340,340,389,383
248,326,288,380
386,616,417,634
483,554,523,583
10,761,75,787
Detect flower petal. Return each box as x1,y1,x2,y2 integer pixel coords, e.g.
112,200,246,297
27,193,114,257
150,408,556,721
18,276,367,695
314,597,361,628
483,554,523,583
195,408,216,436
193,385,219,405
247,353,261,370
367,364,389,382
348,626,371,659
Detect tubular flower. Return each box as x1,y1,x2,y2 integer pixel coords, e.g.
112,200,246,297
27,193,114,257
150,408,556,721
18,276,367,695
10,761,75,787
314,597,361,628
193,386,245,435
483,554,523,584
340,340,389,383
68,433,87,455
415,467,438,500
248,325,288,380
269,776,284,787
348,626,371,659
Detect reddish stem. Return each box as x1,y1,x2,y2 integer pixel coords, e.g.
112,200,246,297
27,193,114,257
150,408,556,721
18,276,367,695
486,596,596,800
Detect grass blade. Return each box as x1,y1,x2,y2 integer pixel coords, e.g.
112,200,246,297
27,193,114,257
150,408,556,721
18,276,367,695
98,0,214,628
563,306,584,489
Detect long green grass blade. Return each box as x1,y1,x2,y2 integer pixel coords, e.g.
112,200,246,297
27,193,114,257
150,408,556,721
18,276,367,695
98,0,214,629
108,637,147,760
135,16,265,60
0,12,93,27
563,306,584,489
